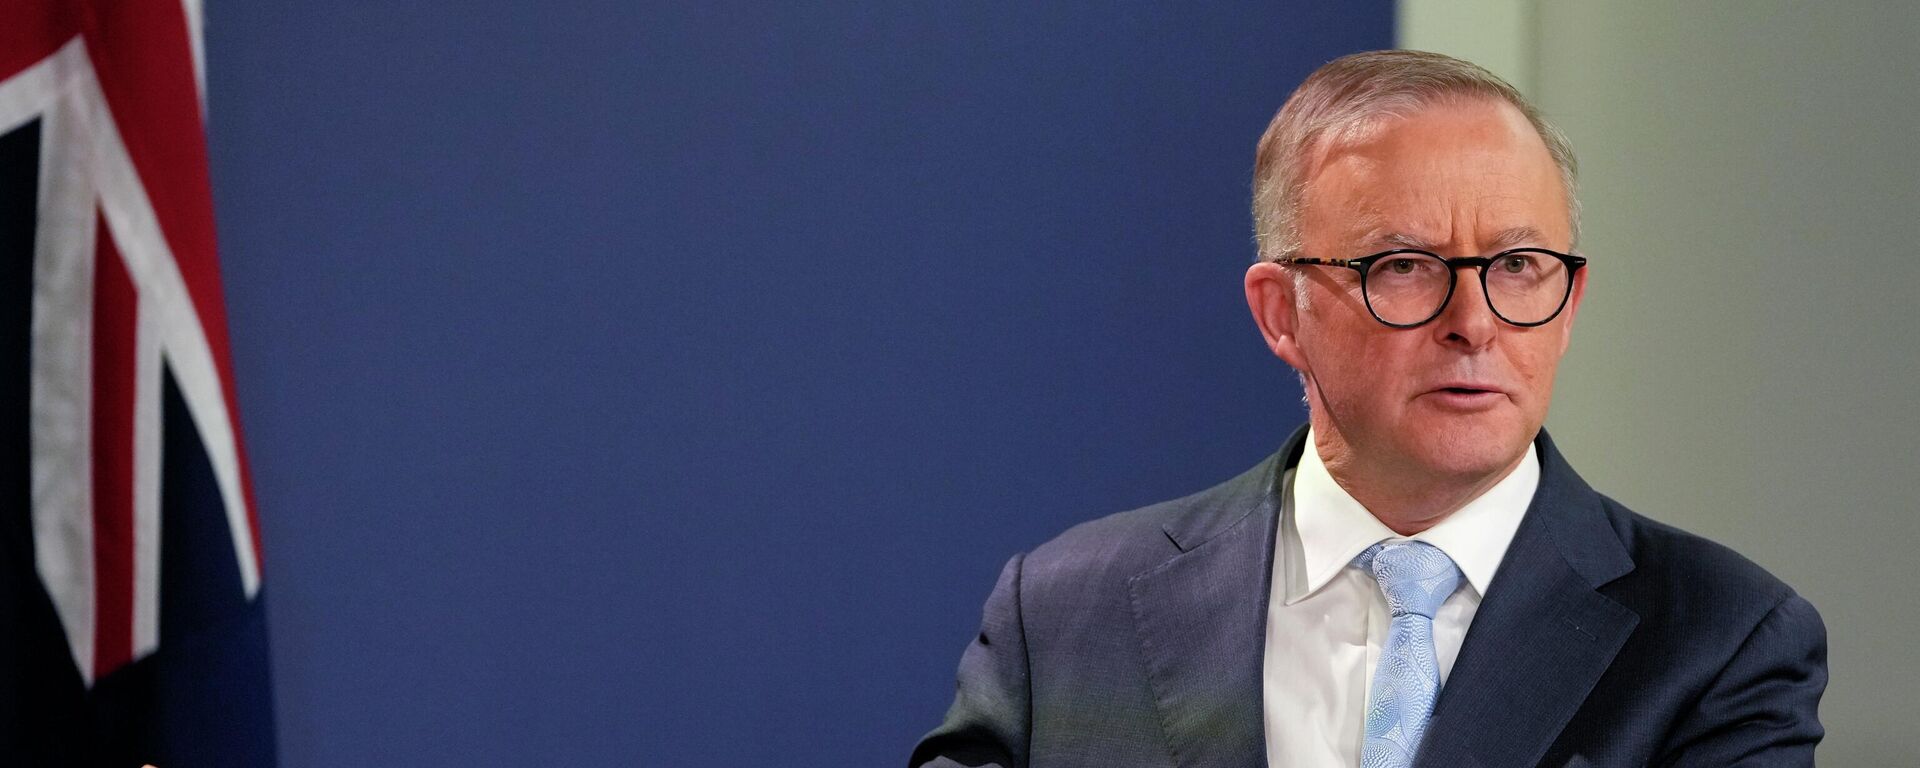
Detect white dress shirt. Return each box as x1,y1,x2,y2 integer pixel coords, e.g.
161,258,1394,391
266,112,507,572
1261,430,1539,768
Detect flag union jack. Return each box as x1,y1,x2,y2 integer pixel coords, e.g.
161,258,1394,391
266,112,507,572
1,1,274,764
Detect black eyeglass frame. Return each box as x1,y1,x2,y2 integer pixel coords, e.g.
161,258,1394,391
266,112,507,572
1276,248,1588,329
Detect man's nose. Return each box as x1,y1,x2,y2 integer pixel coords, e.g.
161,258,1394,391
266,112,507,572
1431,266,1497,349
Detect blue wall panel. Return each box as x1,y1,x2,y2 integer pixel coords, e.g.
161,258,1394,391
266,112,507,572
203,3,1392,765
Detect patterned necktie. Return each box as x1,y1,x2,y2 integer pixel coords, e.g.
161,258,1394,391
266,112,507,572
1354,540,1462,768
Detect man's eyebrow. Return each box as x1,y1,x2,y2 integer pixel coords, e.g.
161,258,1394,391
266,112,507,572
1379,231,1436,249
1358,227,1549,252
1489,226,1547,250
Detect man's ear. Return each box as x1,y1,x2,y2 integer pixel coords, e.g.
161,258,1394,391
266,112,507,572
1244,261,1309,372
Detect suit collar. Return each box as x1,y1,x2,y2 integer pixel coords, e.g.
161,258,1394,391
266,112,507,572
1157,426,1305,553
1522,429,1635,588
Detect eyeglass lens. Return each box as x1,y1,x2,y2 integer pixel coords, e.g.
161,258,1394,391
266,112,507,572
1364,252,1570,326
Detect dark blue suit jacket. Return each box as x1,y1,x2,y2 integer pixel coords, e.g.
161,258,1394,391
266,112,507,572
912,426,1827,767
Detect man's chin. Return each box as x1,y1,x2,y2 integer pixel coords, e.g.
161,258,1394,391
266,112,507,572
1400,421,1532,480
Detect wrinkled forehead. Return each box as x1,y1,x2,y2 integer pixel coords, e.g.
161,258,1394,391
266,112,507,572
1297,100,1570,252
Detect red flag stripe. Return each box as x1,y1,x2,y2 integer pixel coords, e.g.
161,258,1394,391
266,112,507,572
79,0,263,562
92,212,137,677
0,2,79,83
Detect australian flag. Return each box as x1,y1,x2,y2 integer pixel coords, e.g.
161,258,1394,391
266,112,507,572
0,1,276,765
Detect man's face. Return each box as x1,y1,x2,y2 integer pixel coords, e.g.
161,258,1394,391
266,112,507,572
1264,99,1583,483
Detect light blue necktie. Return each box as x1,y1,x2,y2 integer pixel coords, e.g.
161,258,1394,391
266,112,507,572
1354,540,1462,768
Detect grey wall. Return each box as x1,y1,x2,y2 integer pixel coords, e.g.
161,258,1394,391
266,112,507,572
1410,2,1920,764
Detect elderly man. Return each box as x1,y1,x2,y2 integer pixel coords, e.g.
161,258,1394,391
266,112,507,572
911,50,1826,768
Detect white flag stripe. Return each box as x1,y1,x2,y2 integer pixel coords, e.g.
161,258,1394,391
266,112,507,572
21,41,103,683
0,37,84,137
180,0,207,112
132,289,163,658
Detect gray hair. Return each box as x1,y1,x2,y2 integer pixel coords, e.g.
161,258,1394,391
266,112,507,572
1251,50,1581,262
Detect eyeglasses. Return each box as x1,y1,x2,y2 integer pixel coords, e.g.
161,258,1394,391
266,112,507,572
1276,248,1587,328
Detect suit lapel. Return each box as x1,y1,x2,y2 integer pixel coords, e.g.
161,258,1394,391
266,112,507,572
1417,432,1640,768
1126,429,1303,768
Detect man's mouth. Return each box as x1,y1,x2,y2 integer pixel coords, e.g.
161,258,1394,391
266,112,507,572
1430,379,1505,395
1424,383,1507,409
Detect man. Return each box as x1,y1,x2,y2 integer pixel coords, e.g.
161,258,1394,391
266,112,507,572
911,50,1826,768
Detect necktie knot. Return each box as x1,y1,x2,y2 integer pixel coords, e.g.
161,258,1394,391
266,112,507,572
1356,540,1461,619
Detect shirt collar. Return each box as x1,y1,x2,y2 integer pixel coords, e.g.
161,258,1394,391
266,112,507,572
1283,428,1539,604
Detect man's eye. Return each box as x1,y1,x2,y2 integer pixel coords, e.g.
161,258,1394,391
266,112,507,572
1389,258,1420,274
1500,255,1532,273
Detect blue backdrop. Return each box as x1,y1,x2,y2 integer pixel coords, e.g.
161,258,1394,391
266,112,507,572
203,3,1390,765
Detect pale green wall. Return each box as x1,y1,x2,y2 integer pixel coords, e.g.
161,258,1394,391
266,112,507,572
1402,2,1920,764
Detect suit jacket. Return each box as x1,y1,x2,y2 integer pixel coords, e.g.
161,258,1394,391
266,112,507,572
911,426,1827,767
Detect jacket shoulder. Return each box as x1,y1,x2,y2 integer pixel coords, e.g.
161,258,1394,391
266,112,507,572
1568,496,1828,762
1020,455,1279,595
1601,495,1806,627
1020,489,1194,586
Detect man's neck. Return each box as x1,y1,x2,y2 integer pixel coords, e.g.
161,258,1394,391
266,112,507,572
1312,433,1529,536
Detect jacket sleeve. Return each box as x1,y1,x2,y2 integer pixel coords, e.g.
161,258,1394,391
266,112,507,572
1658,591,1828,767
909,553,1033,768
